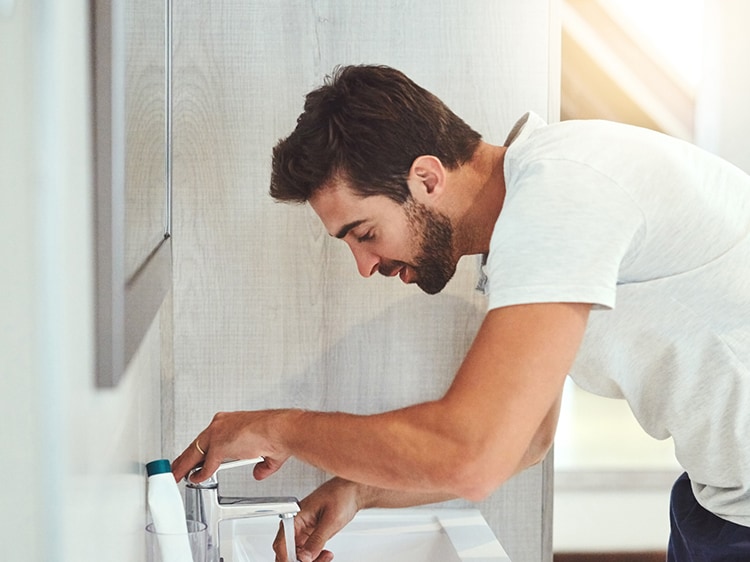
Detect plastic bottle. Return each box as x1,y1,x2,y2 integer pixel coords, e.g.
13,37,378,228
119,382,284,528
146,459,194,562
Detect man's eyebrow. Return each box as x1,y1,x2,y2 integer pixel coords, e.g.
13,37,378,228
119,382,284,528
334,220,366,239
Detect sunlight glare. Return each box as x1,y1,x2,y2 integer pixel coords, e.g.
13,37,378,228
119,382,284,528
604,0,705,89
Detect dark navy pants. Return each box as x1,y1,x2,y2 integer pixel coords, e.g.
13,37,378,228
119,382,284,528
668,472,750,561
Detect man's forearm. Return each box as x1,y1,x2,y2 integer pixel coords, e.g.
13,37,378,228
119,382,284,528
276,401,474,496
354,480,457,509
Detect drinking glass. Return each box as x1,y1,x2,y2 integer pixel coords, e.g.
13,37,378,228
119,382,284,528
145,519,208,562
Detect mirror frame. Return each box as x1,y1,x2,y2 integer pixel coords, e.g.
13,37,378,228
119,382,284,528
91,0,173,387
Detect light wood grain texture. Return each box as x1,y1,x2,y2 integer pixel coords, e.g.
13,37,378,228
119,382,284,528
125,0,168,280
170,2,557,560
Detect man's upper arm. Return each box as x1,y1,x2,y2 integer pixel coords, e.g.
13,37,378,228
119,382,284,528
440,301,590,496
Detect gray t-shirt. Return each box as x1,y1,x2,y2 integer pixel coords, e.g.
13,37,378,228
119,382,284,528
486,112,750,525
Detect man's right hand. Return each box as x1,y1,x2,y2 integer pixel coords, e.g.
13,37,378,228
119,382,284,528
271,476,460,561
273,477,362,562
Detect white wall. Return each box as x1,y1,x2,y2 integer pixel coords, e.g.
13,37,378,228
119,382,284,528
1,2,162,561
1,1,42,559
695,0,750,173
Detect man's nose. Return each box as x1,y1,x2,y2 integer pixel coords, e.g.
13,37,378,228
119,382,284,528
350,245,379,277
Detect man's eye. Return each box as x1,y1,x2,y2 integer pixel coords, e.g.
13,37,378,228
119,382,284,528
356,231,374,243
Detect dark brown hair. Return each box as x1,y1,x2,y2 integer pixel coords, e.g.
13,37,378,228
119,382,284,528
270,65,482,204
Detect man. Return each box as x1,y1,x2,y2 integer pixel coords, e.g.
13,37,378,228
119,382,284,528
172,65,750,561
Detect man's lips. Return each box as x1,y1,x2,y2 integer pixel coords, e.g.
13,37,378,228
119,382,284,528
380,264,413,284
398,266,413,284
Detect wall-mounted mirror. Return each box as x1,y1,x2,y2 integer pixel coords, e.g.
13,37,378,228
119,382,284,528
92,0,172,387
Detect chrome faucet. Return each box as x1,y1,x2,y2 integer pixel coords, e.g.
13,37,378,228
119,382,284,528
184,458,300,562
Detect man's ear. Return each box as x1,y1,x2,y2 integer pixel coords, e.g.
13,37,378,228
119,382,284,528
408,155,446,200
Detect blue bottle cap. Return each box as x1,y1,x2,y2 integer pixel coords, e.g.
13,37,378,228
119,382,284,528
146,459,172,476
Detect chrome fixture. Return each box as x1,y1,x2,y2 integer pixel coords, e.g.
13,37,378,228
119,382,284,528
184,458,299,562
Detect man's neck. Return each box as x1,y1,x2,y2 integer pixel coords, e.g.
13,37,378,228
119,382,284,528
450,142,507,257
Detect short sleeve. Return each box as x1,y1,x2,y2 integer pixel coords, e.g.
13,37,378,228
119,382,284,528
486,158,646,311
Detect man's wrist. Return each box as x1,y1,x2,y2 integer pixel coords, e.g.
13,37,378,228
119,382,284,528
265,408,307,458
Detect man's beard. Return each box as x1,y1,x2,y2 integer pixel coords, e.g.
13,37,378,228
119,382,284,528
404,200,457,295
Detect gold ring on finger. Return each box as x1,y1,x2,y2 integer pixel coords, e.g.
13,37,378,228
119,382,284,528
195,439,206,455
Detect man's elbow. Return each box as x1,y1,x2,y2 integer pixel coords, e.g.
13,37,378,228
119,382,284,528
438,448,519,502
444,438,554,501
526,444,553,473
449,462,514,502
524,433,555,468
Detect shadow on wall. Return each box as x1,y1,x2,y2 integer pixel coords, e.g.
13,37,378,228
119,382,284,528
295,292,484,414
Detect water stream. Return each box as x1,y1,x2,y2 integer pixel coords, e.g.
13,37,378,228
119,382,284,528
281,515,298,562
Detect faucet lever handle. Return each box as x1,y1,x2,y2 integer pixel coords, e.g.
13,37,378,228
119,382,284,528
186,457,265,488
215,457,265,475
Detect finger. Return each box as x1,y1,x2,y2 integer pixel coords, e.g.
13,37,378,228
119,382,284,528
299,547,334,562
272,522,288,561
298,505,354,562
274,511,323,562
253,456,286,481
171,437,207,482
298,530,332,562
188,451,222,483
273,519,306,562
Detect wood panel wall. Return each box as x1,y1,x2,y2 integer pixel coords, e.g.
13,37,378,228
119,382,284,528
170,2,557,560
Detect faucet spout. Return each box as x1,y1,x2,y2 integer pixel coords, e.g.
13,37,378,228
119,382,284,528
219,495,300,519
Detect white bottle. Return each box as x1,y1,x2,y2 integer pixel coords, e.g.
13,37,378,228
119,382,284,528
147,459,194,562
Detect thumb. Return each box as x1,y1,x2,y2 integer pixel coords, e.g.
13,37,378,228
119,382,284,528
297,511,345,561
298,532,333,562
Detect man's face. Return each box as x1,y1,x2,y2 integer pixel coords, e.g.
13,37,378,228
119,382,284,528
310,182,457,294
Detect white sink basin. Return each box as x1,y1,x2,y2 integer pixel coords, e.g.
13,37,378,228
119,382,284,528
222,507,511,562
